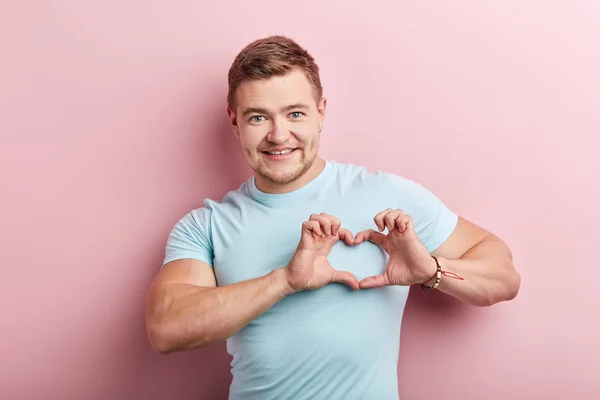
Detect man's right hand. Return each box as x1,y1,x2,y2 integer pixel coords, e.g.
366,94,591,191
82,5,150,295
284,213,359,293
147,213,359,353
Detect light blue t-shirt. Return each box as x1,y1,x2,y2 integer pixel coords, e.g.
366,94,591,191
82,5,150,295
163,160,458,400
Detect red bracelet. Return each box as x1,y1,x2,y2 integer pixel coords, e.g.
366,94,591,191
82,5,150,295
420,256,464,290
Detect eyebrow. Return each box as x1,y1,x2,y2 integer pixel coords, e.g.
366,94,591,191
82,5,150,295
242,103,310,117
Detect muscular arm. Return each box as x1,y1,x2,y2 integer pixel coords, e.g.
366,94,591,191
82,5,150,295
147,212,358,353
430,217,521,307
145,259,293,354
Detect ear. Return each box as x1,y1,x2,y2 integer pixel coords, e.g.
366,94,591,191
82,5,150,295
317,97,327,132
226,106,240,139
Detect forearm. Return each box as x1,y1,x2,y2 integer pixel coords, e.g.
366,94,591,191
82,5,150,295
148,268,292,353
433,237,520,306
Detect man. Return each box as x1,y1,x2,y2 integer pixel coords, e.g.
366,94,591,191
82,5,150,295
145,35,520,400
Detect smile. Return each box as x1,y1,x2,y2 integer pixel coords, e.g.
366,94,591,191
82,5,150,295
263,149,296,156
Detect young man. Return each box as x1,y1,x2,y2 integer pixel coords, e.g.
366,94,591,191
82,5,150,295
145,35,520,400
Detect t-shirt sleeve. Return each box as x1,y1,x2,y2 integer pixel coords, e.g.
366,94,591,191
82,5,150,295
385,173,458,253
162,207,214,267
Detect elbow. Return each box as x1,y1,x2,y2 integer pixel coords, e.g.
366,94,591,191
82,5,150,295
146,316,212,354
150,340,172,355
505,268,521,301
146,314,189,354
146,319,176,354
478,269,521,307
149,338,174,355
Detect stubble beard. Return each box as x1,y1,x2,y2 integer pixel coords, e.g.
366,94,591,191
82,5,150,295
254,141,318,186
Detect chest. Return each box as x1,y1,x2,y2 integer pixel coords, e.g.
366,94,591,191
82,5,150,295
211,200,392,287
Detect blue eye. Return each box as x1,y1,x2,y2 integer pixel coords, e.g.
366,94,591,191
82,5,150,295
250,116,265,123
290,112,303,119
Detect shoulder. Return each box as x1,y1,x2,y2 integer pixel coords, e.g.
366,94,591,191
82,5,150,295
332,161,458,253
328,159,451,212
162,179,254,267
327,160,389,188
176,178,254,228
166,176,253,233
328,160,421,195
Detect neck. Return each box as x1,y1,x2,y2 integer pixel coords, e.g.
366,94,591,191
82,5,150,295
255,157,326,194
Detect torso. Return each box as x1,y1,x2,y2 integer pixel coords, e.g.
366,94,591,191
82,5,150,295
207,161,408,400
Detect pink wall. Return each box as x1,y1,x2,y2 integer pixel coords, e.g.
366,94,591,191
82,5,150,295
1,1,598,399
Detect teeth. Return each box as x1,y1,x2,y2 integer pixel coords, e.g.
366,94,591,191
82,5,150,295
267,149,293,155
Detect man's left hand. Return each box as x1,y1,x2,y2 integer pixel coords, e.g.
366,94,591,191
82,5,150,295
353,208,437,288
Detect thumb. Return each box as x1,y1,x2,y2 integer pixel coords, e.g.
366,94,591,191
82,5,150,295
330,270,360,290
359,274,389,289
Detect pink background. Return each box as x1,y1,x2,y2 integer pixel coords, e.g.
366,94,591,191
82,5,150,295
1,1,599,399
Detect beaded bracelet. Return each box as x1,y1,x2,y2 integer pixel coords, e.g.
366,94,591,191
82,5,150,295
420,256,442,290
420,256,464,290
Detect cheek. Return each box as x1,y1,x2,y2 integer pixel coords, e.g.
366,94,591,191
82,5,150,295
239,126,267,149
291,121,319,139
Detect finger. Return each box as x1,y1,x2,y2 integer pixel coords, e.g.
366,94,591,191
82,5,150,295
309,214,332,235
320,213,341,236
395,214,412,233
302,220,322,236
363,229,387,248
353,230,366,245
331,270,360,290
373,208,393,231
353,229,385,246
338,228,355,245
384,210,405,232
359,274,389,289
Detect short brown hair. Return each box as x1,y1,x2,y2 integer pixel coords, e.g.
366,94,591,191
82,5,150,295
227,35,323,109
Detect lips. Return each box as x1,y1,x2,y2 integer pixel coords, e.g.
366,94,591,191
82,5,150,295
263,148,295,156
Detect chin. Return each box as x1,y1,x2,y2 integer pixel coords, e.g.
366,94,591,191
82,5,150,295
258,165,305,185
256,157,315,186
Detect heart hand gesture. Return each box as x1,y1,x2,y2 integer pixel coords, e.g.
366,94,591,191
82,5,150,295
284,213,359,293
354,208,437,288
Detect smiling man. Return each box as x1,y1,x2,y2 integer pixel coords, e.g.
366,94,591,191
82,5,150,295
145,35,521,400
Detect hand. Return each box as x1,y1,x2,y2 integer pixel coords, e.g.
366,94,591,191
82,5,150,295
284,213,359,293
354,208,437,288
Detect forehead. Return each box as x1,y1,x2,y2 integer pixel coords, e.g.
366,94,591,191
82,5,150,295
235,69,315,111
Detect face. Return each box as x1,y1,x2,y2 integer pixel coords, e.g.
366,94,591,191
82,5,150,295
227,69,326,193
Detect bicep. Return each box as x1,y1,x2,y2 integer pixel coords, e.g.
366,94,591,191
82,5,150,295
149,207,216,303
146,258,217,320
145,259,216,348
383,173,493,258
152,258,217,288
431,216,490,259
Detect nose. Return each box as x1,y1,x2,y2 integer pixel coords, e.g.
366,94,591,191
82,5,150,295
266,118,290,144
